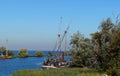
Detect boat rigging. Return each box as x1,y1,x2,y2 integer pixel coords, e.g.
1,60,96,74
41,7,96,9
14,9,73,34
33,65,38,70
41,18,71,69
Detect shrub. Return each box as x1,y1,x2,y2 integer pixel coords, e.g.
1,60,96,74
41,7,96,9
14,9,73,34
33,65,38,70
18,49,28,58
7,50,14,56
35,50,43,57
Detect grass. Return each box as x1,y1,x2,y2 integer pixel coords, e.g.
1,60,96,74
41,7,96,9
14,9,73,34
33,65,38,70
12,67,104,76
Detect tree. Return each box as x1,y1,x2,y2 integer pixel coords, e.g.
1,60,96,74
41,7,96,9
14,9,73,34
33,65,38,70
0,47,14,57
70,31,84,66
48,51,53,56
35,50,43,57
18,49,28,58
91,17,120,75
70,31,93,67
0,46,6,55
69,17,120,75
7,50,14,56
108,27,120,75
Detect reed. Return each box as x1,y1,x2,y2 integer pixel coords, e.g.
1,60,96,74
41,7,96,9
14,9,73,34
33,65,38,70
12,68,104,76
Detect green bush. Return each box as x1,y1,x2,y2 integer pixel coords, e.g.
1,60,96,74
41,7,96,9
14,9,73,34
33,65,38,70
7,50,14,56
18,49,28,58
107,66,119,76
48,51,53,56
35,50,43,57
0,46,6,55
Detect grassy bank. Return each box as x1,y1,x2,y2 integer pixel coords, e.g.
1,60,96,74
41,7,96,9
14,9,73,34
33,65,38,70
12,67,104,76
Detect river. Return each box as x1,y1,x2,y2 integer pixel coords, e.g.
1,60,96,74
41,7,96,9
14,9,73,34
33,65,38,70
0,57,44,76
0,51,71,76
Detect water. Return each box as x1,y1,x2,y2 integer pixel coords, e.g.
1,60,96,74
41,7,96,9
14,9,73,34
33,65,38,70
0,51,48,76
0,51,71,76
0,57,44,76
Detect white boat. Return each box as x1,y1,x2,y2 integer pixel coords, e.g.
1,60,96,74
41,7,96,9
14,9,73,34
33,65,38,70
41,20,71,69
41,64,57,69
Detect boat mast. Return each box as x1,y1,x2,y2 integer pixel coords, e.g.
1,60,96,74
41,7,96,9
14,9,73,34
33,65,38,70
55,18,71,58
55,17,62,56
64,20,71,52
64,30,67,52
56,26,69,52
6,39,8,56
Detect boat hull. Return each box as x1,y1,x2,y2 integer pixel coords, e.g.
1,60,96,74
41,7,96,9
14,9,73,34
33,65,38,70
41,65,57,69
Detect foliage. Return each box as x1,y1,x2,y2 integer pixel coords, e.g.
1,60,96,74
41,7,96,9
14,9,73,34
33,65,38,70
70,31,93,67
70,17,120,76
91,18,120,75
0,46,6,55
35,50,43,57
48,51,53,56
0,47,14,57
12,68,103,76
7,50,14,56
18,49,28,58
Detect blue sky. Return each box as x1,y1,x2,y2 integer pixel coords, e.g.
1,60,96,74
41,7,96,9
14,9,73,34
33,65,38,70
0,0,120,50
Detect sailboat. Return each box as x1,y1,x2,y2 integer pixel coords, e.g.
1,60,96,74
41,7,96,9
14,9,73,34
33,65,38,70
41,23,70,69
0,39,8,59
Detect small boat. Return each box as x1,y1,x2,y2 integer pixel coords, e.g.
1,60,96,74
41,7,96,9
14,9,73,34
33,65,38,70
0,39,9,59
41,64,57,69
41,25,71,69
1,55,8,59
0,53,8,59
41,57,70,69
